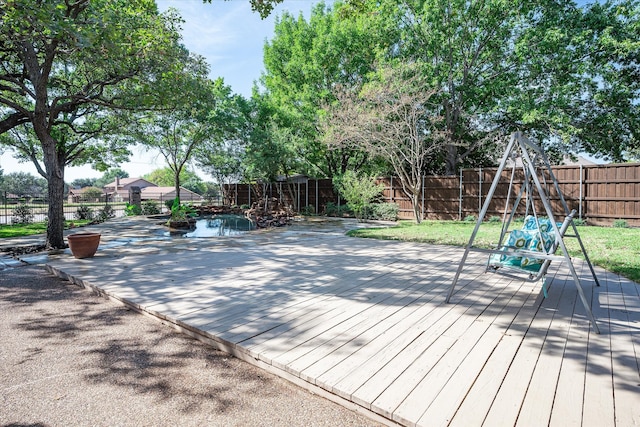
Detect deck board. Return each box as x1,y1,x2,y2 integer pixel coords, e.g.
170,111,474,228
43,218,640,427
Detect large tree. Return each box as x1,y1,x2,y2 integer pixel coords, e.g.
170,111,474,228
195,91,251,203
324,63,447,222
260,1,392,178
136,74,239,203
374,0,639,172
0,171,48,197
0,0,185,248
143,167,206,195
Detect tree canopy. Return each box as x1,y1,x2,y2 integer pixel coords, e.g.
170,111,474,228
259,0,639,180
143,167,206,195
0,171,48,197
0,0,187,247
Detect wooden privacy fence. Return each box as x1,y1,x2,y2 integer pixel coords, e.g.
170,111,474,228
224,162,640,226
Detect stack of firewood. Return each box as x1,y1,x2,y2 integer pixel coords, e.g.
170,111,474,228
245,197,295,228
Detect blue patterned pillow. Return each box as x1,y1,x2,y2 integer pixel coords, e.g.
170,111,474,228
522,216,561,232
521,232,555,271
496,229,533,267
522,215,538,231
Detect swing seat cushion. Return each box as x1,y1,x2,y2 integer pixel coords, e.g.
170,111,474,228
520,231,555,271
490,229,532,267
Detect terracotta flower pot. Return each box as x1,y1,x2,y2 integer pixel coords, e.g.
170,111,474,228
67,232,101,259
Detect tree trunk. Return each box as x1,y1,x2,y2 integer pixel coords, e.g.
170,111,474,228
42,141,66,249
445,144,457,176
174,169,181,204
410,192,422,224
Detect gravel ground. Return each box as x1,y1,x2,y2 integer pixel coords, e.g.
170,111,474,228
0,265,382,427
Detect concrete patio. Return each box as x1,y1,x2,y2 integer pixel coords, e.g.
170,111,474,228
30,216,640,426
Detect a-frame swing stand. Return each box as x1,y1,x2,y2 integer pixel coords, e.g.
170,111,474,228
446,132,601,334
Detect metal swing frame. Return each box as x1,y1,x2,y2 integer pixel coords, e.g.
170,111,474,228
446,132,601,334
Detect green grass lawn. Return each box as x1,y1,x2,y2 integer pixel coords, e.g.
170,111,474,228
347,220,640,283
0,220,92,239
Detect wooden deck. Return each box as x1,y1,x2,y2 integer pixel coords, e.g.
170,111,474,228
45,218,640,426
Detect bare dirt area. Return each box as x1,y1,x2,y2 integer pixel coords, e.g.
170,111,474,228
0,265,381,427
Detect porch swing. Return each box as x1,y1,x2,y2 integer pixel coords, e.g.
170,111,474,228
446,132,601,333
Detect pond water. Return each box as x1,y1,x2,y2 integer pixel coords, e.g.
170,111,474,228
168,214,256,238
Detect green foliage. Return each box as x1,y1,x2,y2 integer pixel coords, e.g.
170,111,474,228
0,0,187,248
370,203,399,221
613,219,629,228
143,168,205,195
70,178,97,189
165,198,177,211
324,202,353,217
0,220,89,238
141,200,161,215
463,215,477,223
0,172,48,196
97,204,115,222
488,216,502,223
169,198,197,221
74,205,94,221
81,186,104,201
202,183,221,205
260,2,388,178
125,203,142,216
11,203,34,224
573,218,587,226
334,171,384,221
136,76,236,201
301,205,316,216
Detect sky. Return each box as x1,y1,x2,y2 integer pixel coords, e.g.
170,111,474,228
0,0,319,183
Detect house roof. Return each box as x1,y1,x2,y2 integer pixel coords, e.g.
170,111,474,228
141,186,202,198
104,177,157,188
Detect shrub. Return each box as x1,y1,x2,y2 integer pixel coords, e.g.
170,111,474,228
324,202,338,216
141,200,161,215
164,198,176,211
81,186,104,202
334,171,383,222
301,205,316,216
324,202,352,217
74,204,94,220
370,203,399,221
613,219,629,228
11,203,34,224
97,204,115,222
169,198,197,221
573,218,586,226
488,215,501,223
125,202,142,216
463,215,476,223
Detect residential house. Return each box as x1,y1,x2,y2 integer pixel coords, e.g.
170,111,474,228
103,177,202,204
103,177,156,202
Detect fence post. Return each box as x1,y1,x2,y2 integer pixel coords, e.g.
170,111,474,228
478,167,482,216
234,183,238,206
421,175,425,220
459,169,463,220
315,180,319,214
579,164,583,220
389,176,393,203
248,184,251,207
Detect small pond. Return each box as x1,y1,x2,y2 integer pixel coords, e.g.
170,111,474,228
166,214,256,238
